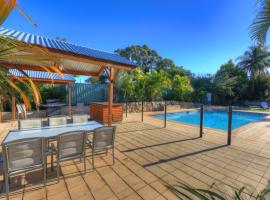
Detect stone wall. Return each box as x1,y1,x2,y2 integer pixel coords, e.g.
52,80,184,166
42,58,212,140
121,101,200,113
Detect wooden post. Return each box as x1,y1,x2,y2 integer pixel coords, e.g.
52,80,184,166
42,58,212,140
108,67,114,125
200,104,204,137
227,106,232,145
12,94,16,121
68,83,72,117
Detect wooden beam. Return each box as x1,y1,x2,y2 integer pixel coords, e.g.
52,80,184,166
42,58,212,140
98,66,106,76
10,76,74,85
62,69,99,76
11,94,16,121
108,67,114,125
68,83,72,117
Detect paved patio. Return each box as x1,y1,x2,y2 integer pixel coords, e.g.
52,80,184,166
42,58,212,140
1,112,270,199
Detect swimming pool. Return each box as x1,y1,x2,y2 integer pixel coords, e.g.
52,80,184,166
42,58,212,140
153,110,268,131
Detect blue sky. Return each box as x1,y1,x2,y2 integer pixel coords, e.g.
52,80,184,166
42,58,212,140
3,0,257,77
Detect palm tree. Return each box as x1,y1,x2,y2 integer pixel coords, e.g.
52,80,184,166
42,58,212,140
237,46,270,95
250,0,270,44
0,0,62,110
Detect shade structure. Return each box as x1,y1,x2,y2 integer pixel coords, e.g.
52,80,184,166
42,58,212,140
1,27,136,125
0,27,136,76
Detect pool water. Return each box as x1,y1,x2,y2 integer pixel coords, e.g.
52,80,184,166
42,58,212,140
153,110,268,131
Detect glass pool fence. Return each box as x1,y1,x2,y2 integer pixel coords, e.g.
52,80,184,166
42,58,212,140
119,100,269,145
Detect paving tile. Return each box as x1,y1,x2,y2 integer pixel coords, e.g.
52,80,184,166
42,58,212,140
137,185,160,200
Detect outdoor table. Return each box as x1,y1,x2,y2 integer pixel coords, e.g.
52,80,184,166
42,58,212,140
2,121,103,144
40,102,66,117
2,121,103,171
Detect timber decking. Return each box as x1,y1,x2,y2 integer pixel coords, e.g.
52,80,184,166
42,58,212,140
0,113,270,199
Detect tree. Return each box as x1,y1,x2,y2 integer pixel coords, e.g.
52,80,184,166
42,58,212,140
117,71,134,101
250,0,270,44
156,58,175,72
214,60,248,104
116,45,162,73
190,74,214,102
172,75,193,100
145,70,171,101
237,46,270,97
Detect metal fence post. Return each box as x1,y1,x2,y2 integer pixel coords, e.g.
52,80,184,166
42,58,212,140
125,99,128,118
227,106,232,145
164,100,167,128
200,104,204,137
141,98,144,122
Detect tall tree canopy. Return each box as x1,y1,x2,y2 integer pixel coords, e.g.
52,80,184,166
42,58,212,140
237,45,270,96
214,60,248,104
116,45,161,73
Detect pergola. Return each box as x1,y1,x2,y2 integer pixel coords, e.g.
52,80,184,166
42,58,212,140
9,69,75,120
0,27,136,125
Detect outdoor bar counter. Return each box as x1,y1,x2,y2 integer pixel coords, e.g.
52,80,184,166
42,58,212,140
90,102,123,123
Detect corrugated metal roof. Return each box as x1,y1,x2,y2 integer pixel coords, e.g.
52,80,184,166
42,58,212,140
0,27,136,68
9,69,75,82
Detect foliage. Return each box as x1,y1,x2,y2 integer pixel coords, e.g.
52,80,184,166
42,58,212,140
250,0,270,44
116,45,162,73
171,75,193,100
190,74,214,103
213,60,249,104
39,84,66,103
145,70,171,101
237,46,270,99
116,68,192,102
167,182,270,200
115,45,193,102
117,71,134,100
0,0,62,111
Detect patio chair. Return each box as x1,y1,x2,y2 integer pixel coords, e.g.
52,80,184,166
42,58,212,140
72,114,89,124
2,137,47,200
18,118,42,130
87,126,116,169
260,102,269,109
16,104,33,119
49,116,67,126
56,131,86,182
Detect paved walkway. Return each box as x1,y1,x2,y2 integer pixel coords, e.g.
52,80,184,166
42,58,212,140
0,112,270,199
